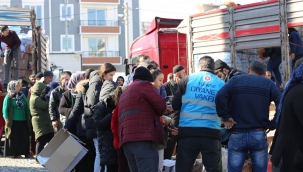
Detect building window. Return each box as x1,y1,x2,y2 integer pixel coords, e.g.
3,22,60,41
0,5,8,7
60,4,74,21
87,9,105,26
24,5,43,28
88,38,106,56
60,35,74,52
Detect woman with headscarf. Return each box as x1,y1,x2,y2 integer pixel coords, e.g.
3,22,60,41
46,82,59,100
270,63,303,172
30,82,53,158
2,80,31,158
59,72,84,133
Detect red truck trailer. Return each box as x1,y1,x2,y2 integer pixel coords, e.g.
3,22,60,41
129,17,187,81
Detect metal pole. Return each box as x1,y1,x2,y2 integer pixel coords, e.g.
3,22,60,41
186,15,194,74
124,2,130,64
279,0,290,85
228,6,237,68
65,0,68,51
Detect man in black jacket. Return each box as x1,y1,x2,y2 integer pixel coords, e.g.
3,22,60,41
49,71,71,132
214,59,245,82
163,65,186,159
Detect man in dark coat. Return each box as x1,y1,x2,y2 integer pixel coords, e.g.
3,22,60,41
270,63,303,172
214,59,245,82
288,27,303,69
163,65,186,159
49,71,71,133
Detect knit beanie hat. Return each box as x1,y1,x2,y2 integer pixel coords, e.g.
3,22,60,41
215,59,229,70
133,66,154,82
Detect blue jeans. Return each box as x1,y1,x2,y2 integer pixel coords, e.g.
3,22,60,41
228,130,268,172
267,57,282,86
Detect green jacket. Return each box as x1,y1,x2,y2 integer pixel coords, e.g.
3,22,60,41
2,93,31,139
30,82,53,139
3,94,30,121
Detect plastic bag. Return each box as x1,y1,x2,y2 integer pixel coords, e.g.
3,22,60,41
222,147,228,172
267,159,272,172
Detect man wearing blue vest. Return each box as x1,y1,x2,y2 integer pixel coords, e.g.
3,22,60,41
172,56,224,172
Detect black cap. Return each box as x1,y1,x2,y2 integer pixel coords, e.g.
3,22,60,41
173,65,185,74
44,70,54,77
133,66,154,82
35,72,44,79
215,59,229,70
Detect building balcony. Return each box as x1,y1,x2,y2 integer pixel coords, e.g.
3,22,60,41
79,0,119,4
82,51,121,65
80,20,120,34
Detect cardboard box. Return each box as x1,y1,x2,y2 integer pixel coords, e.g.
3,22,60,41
19,54,29,70
37,129,88,172
25,53,32,62
19,69,26,78
0,66,5,74
10,53,29,70
0,74,4,83
25,45,31,53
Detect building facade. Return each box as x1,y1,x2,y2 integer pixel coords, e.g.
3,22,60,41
1,0,142,73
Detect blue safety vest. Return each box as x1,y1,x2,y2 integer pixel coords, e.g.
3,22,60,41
180,71,224,130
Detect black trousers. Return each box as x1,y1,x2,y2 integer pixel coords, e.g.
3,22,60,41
164,135,178,159
175,137,222,172
36,132,54,156
74,137,95,172
106,165,118,172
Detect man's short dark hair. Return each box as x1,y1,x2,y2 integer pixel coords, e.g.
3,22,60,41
168,73,173,80
1,26,8,32
85,68,95,80
35,72,43,79
61,71,71,78
62,71,72,77
198,56,215,72
137,54,149,63
148,60,159,70
29,74,35,79
249,61,266,75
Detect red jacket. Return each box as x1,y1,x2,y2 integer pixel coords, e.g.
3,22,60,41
111,106,119,149
118,80,166,147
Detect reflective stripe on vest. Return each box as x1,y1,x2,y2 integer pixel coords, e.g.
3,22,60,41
182,98,216,108
180,112,221,121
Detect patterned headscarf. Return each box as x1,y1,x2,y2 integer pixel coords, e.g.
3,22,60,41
7,80,24,108
276,63,303,123
67,72,84,93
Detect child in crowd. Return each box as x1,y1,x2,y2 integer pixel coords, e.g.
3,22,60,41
111,86,130,172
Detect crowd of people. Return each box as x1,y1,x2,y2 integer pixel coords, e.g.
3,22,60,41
0,52,302,172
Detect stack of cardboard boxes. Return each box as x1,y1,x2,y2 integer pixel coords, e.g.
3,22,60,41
0,45,34,84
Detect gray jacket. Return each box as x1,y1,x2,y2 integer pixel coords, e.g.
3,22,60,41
49,86,65,121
